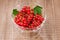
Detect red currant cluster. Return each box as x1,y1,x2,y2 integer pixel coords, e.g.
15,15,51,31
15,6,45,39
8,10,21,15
14,6,44,30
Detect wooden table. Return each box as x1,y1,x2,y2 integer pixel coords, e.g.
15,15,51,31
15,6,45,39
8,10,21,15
0,0,60,40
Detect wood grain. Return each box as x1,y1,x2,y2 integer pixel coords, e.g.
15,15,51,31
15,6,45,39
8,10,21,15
0,0,60,40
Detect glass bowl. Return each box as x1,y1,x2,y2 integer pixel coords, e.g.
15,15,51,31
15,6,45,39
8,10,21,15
11,0,46,32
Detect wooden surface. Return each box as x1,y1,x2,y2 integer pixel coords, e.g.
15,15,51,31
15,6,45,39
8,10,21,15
0,0,60,40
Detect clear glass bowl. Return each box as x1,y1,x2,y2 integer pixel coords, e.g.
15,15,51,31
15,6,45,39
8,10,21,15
11,0,46,32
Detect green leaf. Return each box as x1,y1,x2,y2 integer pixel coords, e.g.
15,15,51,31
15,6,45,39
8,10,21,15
12,9,19,16
34,9,37,15
34,6,42,15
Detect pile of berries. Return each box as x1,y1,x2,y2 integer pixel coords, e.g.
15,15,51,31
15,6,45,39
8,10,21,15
14,6,44,30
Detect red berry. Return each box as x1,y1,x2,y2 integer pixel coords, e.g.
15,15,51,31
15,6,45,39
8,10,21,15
23,21,27,24
26,7,31,14
22,17,26,21
29,25,34,29
18,22,23,26
36,21,41,25
14,17,21,24
26,10,31,14
21,9,26,12
37,18,40,20
27,11,30,14
21,7,27,12
40,18,44,22
32,21,35,24
23,23,27,26
36,14,40,17
32,20,36,26
28,17,32,20
23,23,28,27
38,16,44,22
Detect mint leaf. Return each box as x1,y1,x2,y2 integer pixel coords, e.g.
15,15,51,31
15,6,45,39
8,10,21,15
34,6,42,15
34,9,37,15
12,9,19,16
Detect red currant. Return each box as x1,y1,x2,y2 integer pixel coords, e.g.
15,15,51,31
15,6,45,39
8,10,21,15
29,25,34,29
23,23,28,27
22,18,26,21
21,9,26,12
26,10,31,14
18,22,23,26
